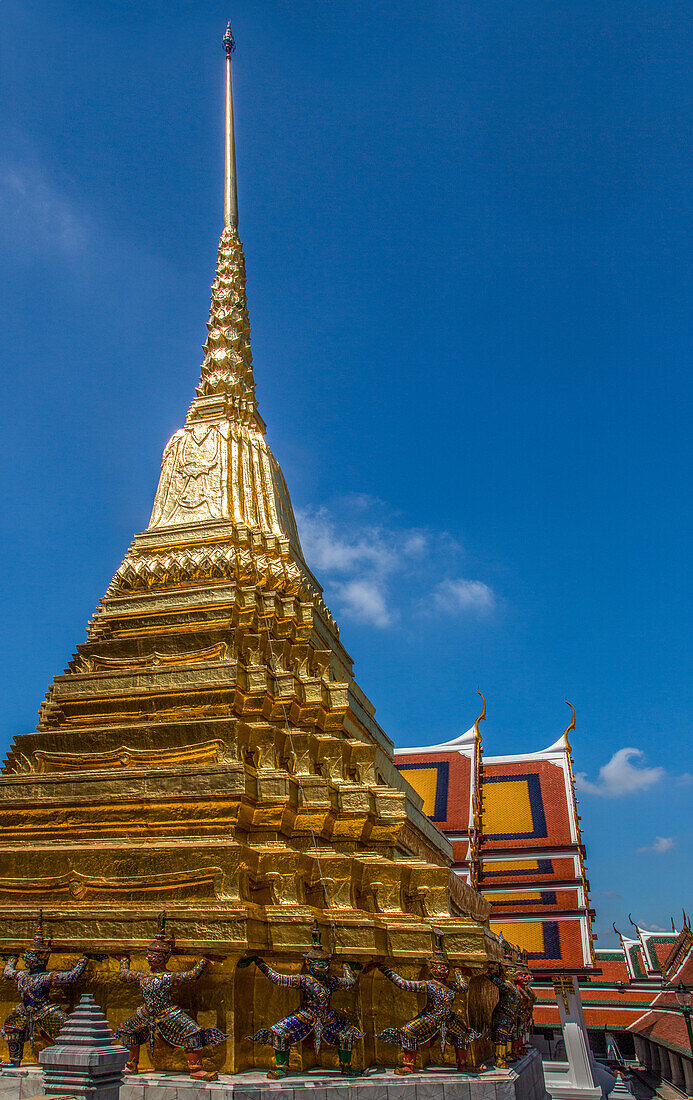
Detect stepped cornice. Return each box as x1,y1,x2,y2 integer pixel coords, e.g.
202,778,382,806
105,521,337,636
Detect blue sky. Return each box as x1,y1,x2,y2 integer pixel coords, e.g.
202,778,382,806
0,1,690,945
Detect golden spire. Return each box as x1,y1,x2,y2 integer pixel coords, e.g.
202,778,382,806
223,22,238,229
194,24,254,406
144,23,309,554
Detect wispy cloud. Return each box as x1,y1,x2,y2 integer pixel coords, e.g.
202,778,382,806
598,889,622,900
576,748,665,797
0,161,90,254
638,922,668,932
636,837,674,855
431,578,496,616
297,498,497,629
335,579,392,628
297,503,409,627
298,504,401,577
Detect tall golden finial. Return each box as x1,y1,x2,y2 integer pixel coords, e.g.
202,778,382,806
469,690,486,889
223,21,238,228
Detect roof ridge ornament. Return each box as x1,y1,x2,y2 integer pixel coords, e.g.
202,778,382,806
473,689,486,743
563,700,576,755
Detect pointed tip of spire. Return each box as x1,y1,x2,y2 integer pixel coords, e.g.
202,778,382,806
223,21,235,56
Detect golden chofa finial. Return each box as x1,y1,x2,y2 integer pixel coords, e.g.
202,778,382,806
223,21,239,228
563,700,576,755
474,689,486,738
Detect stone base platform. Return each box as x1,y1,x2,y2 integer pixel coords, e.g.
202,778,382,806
0,1052,547,1100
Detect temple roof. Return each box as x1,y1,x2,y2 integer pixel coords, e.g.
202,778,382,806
629,924,693,1056
531,919,692,1033
395,702,596,974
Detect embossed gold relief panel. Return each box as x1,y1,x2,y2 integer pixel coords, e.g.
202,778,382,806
150,423,227,527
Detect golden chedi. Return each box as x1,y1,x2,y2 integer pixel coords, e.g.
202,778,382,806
0,25,500,1075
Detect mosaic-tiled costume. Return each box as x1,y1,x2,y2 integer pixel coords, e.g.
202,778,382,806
489,964,522,1068
1,912,89,1067
115,913,225,1081
512,970,536,1056
374,928,481,1075
245,922,362,1078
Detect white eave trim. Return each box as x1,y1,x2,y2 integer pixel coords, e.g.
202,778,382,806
395,728,571,765
395,725,477,756
484,735,568,764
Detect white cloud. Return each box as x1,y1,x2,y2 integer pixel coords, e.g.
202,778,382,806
403,532,427,557
636,837,674,855
576,748,665,797
297,506,399,628
297,507,397,576
431,578,496,615
638,922,667,931
334,579,391,628
296,501,496,630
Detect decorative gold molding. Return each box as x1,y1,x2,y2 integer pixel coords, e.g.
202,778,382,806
0,866,227,901
33,739,226,773
82,643,230,672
